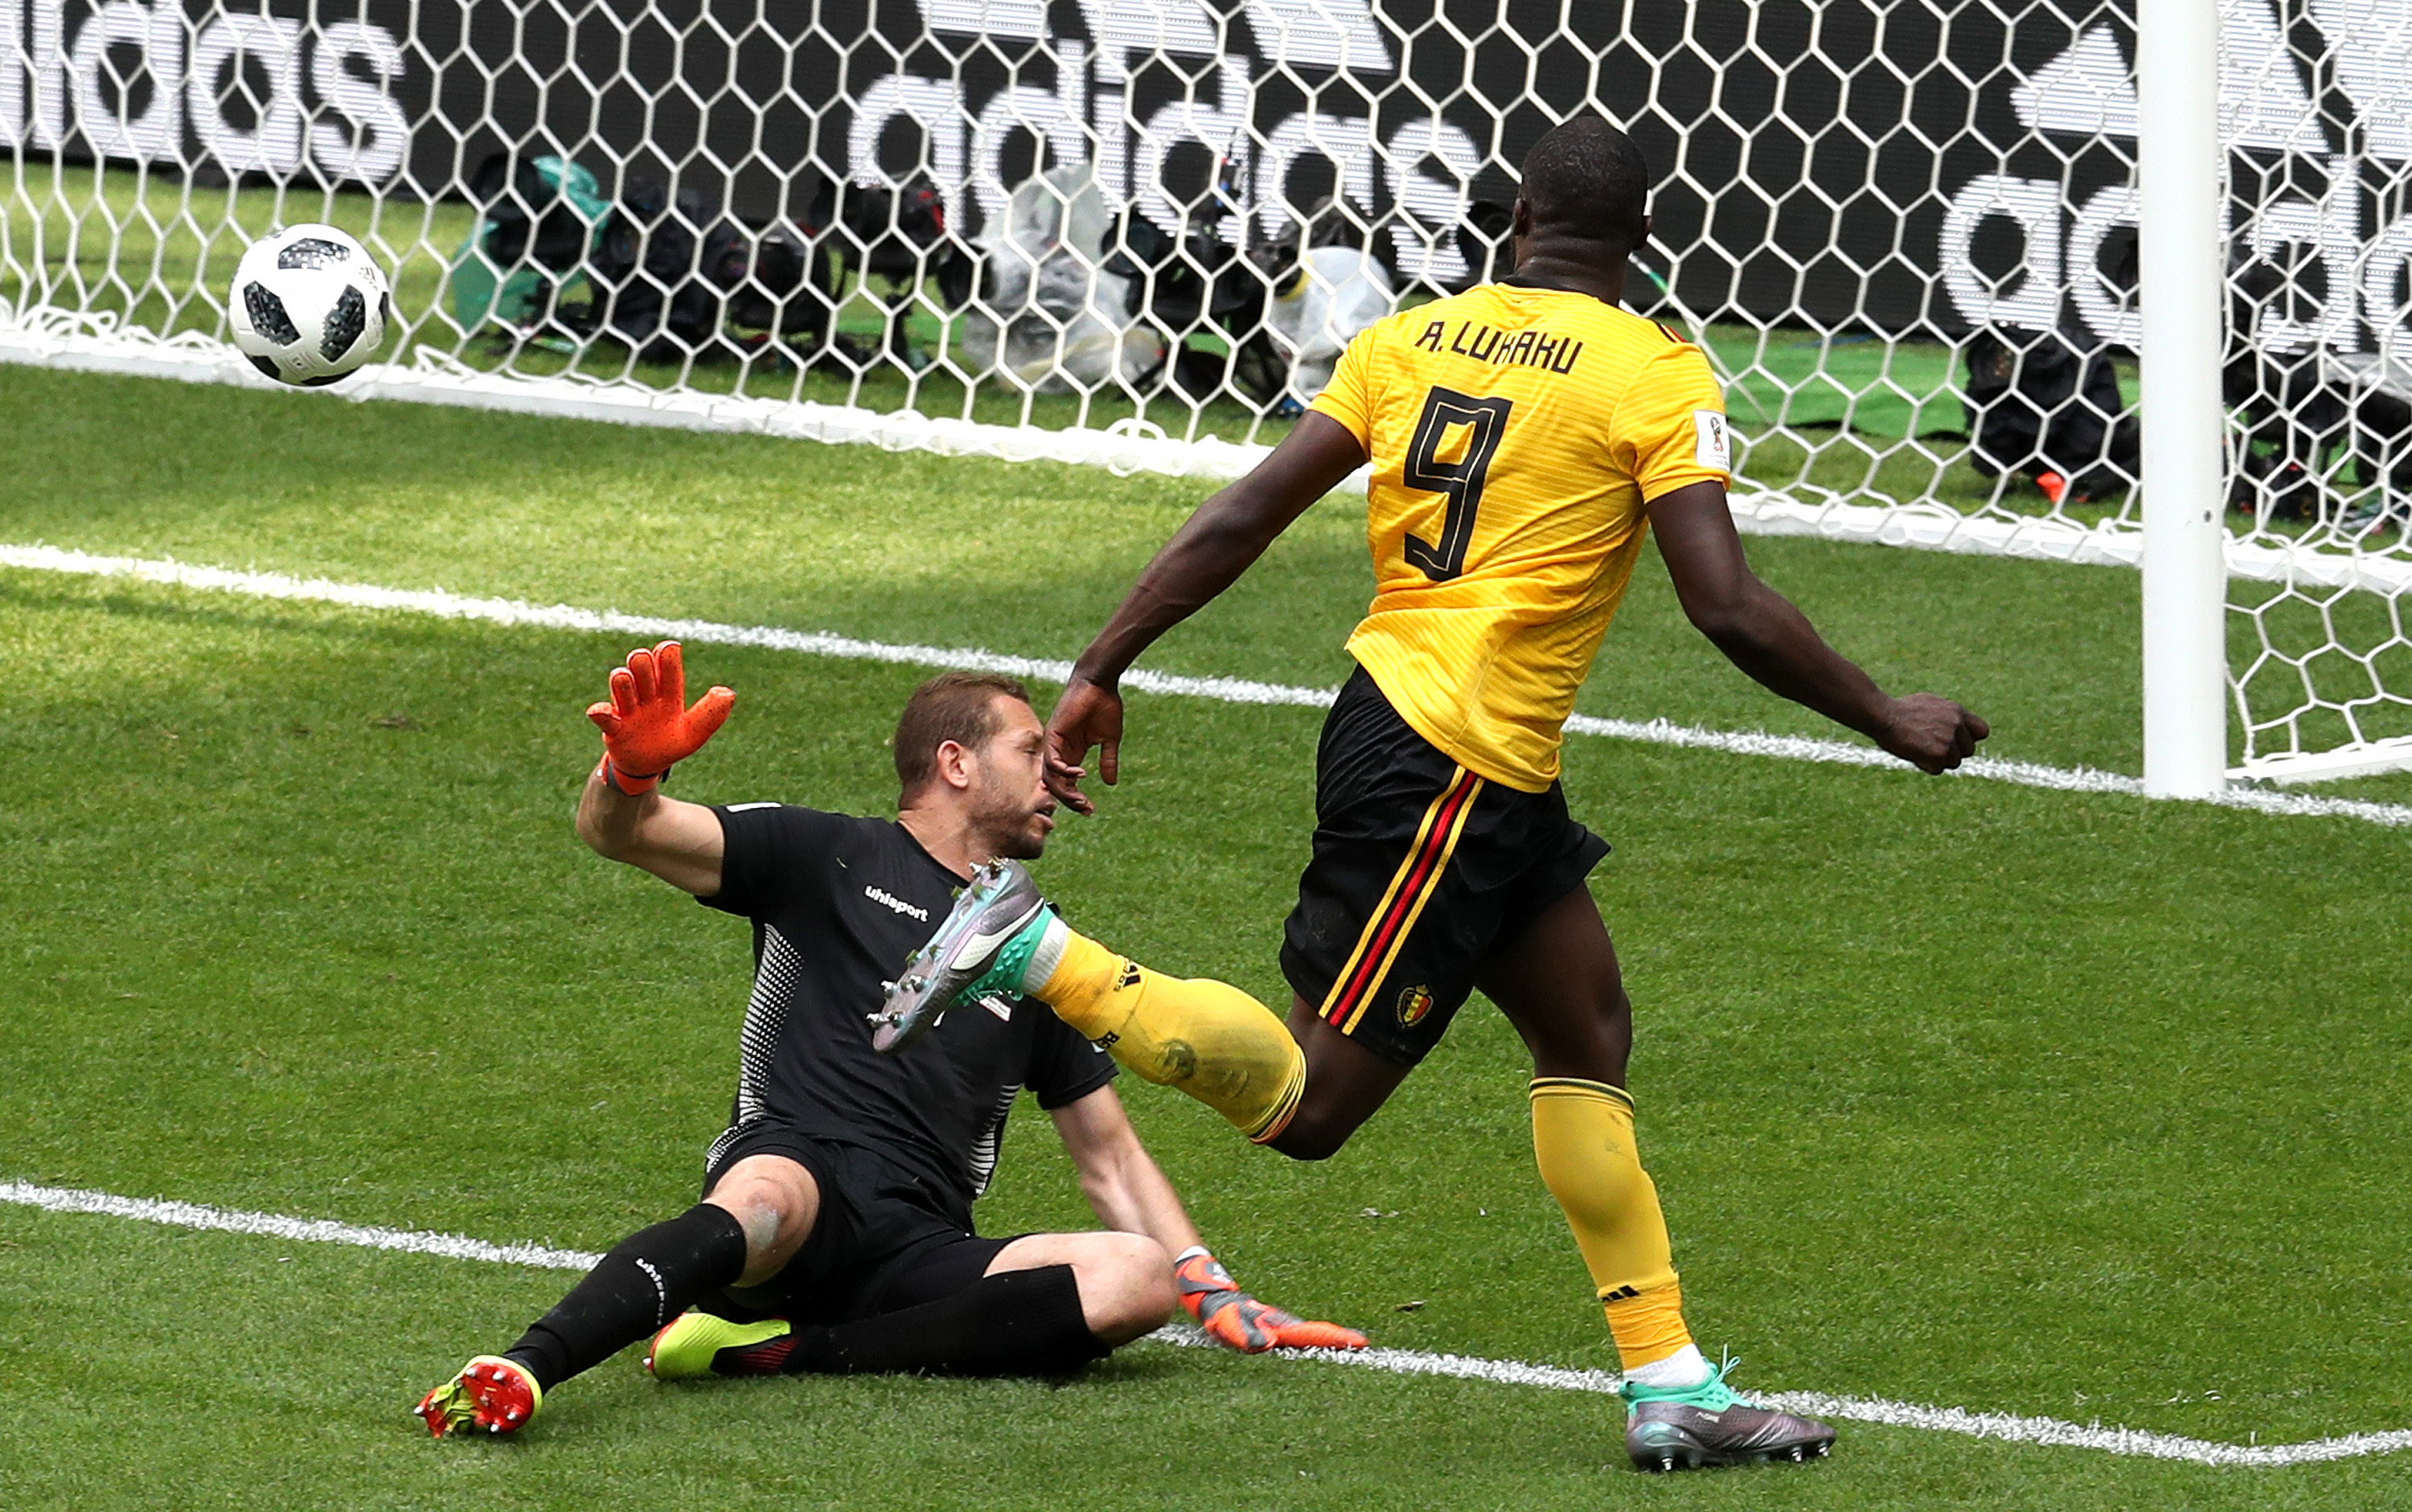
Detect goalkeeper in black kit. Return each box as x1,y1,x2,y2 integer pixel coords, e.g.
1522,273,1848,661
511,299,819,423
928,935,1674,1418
416,645,1362,1438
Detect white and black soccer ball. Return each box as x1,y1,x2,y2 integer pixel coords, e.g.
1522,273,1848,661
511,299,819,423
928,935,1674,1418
228,224,390,386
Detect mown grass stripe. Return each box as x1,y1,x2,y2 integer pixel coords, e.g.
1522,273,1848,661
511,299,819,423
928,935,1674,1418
5,1178,2404,1469
2,541,2406,828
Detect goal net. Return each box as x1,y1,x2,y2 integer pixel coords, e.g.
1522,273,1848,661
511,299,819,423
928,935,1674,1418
2,0,2407,784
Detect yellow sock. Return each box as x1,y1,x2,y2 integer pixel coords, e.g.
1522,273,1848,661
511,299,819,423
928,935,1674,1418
1602,1281,1693,1374
1032,929,1306,1141
1529,1076,1694,1372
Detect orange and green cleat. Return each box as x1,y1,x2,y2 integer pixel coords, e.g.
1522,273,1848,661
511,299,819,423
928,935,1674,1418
415,1355,543,1438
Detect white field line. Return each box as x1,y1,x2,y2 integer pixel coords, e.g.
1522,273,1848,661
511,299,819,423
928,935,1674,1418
0,1179,602,1269
4,542,2410,830
8,315,2410,599
1150,1328,2412,1469
6,1179,2404,1469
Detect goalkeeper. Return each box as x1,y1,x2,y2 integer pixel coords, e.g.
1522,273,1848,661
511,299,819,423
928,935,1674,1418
417,645,1360,1439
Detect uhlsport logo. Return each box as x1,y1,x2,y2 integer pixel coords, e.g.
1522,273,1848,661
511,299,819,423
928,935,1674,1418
1397,983,1434,1028
864,885,929,922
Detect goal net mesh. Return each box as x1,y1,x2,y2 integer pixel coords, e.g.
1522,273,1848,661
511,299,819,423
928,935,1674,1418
2,0,2407,781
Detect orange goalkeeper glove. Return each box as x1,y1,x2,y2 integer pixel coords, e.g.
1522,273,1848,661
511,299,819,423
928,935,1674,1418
1174,1247,1367,1353
585,641,734,796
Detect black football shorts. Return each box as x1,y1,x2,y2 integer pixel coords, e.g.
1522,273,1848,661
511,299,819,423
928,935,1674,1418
700,1126,1015,1326
1279,665,1610,1067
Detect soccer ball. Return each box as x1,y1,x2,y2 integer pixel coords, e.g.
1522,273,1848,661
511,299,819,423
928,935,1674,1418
228,224,390,386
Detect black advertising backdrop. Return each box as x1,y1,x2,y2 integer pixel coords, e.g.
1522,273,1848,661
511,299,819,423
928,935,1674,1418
9,0,2407,346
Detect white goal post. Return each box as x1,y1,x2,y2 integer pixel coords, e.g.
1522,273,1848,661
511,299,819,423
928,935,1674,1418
2137,0,2231,799
2,0,2410,787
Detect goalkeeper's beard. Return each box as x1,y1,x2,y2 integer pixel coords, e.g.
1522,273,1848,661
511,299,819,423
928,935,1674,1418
968,772,1055,862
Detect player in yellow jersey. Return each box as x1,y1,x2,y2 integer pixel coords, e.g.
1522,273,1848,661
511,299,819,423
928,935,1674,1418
874,117,1987,1472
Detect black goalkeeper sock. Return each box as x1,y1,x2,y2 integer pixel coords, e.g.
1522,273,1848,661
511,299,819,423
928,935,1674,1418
504,1203,749,1391
780,1263,1110,1378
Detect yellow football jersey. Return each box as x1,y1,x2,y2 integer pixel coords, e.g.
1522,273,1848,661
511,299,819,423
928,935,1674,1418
1308,281,1730,791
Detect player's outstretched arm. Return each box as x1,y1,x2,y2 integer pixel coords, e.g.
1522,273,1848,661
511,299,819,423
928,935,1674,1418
1046,413,1368,813
1048,1084,1367,1352
1048,1084,1202,1256
575,641,732,895
1647,481,1990,773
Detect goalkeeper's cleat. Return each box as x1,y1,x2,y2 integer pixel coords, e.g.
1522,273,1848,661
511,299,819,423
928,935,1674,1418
415,1355,542,1439
869,858,1051,1053
645,1309,795,1379
1620,1358,1834,1472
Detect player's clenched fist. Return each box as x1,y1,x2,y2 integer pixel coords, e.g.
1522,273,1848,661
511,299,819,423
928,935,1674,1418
1175,1248,1366,1353
1877,692,1990,775
586,641,734,795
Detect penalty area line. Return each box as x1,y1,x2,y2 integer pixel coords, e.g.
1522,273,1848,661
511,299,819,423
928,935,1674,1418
2,541,2409,829
6,1178,2407,1469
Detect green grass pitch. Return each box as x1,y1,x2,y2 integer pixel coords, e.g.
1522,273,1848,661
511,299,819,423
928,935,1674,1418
2,364,2410,1508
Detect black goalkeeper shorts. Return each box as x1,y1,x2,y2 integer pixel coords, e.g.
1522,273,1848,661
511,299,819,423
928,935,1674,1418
1279,665,1609,1067
700,1125,1017,1326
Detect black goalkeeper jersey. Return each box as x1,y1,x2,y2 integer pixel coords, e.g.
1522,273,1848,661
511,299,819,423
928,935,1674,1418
698,803,1115,1225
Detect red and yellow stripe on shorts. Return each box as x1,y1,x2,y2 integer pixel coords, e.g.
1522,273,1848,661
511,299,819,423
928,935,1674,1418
1319,766,1486,1035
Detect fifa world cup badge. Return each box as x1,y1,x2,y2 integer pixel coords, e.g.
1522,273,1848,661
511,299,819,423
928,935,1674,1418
1692,410,1732,470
